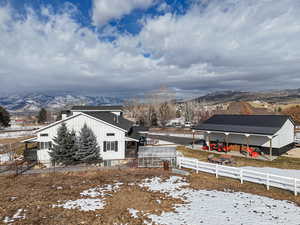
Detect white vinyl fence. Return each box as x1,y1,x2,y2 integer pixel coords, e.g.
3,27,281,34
177,157,300,196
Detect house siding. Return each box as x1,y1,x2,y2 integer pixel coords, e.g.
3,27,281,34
36,114,126,165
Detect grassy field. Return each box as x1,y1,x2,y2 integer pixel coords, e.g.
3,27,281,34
177,146,300,170
1,168,300,225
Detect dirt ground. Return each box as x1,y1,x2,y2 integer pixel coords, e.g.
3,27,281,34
1,168,300,225
286,148,300,159
0,169,177,225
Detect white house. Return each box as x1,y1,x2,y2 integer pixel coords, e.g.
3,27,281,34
23,106,140,166
195,114,295,157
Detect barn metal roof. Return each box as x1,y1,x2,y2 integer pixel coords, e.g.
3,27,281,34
195,114,292,135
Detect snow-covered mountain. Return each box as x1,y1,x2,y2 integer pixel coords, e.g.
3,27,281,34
0,93,124,112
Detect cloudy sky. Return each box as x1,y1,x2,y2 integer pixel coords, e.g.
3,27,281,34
0,0,300,98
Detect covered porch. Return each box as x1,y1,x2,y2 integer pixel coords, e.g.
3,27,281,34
125,137,139,158
21,137,38,162
198,130,277,160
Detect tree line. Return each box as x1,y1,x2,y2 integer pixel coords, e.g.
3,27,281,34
123,86,213,126
124,86,177,127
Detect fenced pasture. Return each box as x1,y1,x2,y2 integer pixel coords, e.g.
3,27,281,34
178,156,300,196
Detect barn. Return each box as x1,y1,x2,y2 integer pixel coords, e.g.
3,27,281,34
195,115,295,158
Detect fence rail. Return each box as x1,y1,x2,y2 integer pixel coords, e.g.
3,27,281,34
177,156,299,196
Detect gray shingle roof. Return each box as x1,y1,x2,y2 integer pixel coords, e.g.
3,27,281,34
83,111,132,131
71,105,123,111
195,114,292,135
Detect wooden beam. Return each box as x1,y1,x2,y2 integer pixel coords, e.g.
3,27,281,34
245,134,250,157
207,133,211,151
225,133,229,153
192,130,195,149
269,138,273,161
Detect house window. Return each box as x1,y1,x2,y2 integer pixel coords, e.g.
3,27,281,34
106,133,115,136
103,141,118,152
40,133,48,137
39,142,52,149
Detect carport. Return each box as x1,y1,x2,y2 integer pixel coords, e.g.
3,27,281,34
195,114,295,159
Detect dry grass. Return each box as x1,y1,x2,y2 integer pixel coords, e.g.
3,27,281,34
0,169,178,225
0,168,299,224
177,146,300,170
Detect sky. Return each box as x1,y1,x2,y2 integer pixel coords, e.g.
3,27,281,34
0,0,300,98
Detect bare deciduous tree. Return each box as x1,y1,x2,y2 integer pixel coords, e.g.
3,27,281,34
124,86,177,127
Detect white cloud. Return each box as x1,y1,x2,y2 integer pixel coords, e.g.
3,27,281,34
1,0,300,97
92,0,155,26
132,0,300,90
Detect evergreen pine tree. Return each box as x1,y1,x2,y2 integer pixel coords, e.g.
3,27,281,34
38,108,47,124
49,123,77,165
63,130,78,165
0,106,10,127
75,123,101,163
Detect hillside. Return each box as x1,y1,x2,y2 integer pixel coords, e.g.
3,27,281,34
215,101,273,115
194,89,300,104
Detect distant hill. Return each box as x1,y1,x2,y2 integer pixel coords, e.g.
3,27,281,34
193,89,300,104
215,101,273,115
0,93,124,112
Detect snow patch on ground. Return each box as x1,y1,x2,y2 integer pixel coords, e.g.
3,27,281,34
3,209,26,224
139,176,190,200
128,208,139,218
80,182,123,197
53,182,123,211
138,176,300,225
242,166,300,179
53,199,105,212
0,153,11,163
0,130,34,138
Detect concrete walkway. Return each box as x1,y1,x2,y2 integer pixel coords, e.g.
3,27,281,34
188,146,277,161
285,148,300,159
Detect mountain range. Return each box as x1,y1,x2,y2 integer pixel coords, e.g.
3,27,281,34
1,88,300,112
0,93,124,112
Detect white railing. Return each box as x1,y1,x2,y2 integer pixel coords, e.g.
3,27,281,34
177,156,299,196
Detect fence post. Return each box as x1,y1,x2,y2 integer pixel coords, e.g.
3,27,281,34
294,178,298,196
266,174,270,190
195,159,198,173
240,169,243,184
178,157,181,169
216,165,219,178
